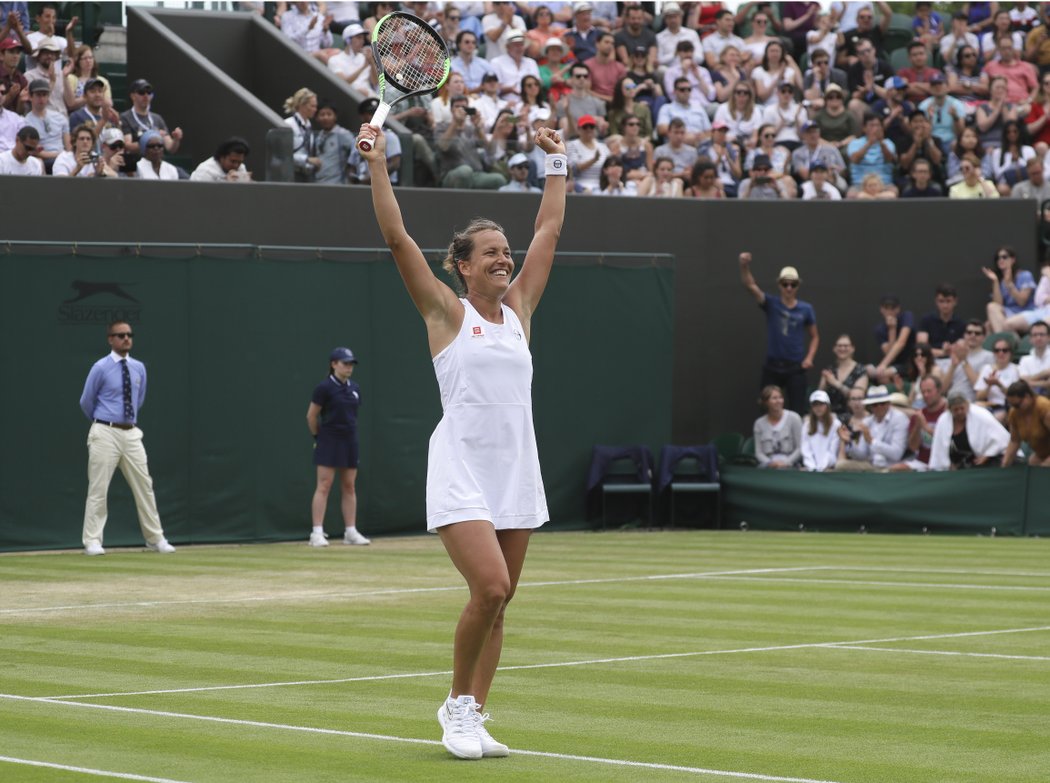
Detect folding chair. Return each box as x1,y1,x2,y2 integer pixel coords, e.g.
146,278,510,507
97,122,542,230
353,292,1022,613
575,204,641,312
586,445,655,529
657,445,720,528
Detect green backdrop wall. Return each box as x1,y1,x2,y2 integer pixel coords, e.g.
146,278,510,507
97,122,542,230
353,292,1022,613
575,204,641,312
0,251,673,551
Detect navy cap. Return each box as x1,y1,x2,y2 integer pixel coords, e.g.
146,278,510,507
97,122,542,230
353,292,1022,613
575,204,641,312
930,72,946,85
330,347,358,363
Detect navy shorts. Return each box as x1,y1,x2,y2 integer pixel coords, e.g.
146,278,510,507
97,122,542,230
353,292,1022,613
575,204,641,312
313,429,359,468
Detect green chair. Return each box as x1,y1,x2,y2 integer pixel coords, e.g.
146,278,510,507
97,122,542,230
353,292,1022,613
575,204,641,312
889,47,912,73
712,432,744,463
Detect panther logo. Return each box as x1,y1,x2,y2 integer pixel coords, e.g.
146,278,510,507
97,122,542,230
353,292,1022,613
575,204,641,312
64,281,140,304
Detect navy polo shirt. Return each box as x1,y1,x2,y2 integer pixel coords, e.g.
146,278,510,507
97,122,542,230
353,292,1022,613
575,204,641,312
312,376,361,431
761,293,816,363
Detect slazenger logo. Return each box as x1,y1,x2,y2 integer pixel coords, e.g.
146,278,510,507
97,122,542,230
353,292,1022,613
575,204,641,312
58,280,142,325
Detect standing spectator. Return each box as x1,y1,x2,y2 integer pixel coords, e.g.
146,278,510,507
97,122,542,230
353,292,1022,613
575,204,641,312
846,113,897,197
792,119,848,192
614,4,656,71
753,385,803,469
738,253,819,414
281,2,334,62
704,9,748,71
916,284,966,361
1019,320,1050,391
983,36,1038,104
0,37,27,112
920,74,967,149
135,129,178,180
327,23,376,96
556,63,606,139
656,78,710,144
313,101,355,184
451,31,493,94
284,87,320,181
435,96,505,189
0,125,44,175
583,31,625,103
838,3,892,67
697,120,742,197
896,40,943,104
78,321,176,557
566,113,608,192
307,347,370,548
801,390,839,471
846,39,893,126
1002,380,1050,466
928,394,1010,470
975,337,1021,421
189,136,252,182
941,12,980,68
819,333,869,415
22,78,67,172
941,319,994,401
121,79,183,161
492,29,540,106
835,384,910,472
984,245,1036,328
656,3,699,69
24,4,73,71
23,39,66,117
653,117,697,184
65,45,112,114
482,1,526,62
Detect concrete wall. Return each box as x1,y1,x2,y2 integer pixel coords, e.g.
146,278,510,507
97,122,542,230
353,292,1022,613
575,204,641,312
3,175,1038,439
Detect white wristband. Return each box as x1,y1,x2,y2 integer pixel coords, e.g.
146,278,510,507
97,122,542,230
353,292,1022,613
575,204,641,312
545,153,568,177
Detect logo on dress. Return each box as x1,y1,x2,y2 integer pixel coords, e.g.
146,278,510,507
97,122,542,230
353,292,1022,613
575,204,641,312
472,326,484,337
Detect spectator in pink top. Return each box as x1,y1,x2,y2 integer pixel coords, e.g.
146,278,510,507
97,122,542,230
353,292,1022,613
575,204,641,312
983,36,1038,105
584,31,627,104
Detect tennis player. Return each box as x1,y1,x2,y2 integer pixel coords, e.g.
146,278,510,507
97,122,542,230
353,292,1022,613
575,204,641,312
357,122,567,760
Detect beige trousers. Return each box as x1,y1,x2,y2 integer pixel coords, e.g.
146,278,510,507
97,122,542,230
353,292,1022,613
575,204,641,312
82,422,165,547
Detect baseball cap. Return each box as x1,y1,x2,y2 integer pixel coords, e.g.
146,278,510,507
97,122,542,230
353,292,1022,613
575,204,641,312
508,152,529,168
330,347,358,363
930,72,946,85
577,114,597,128
778,266,800,282
711,119,729,130
84,77,106,92
358,97,380,114
28,79,50,94
663,2,683,15
752,153,772,170
810,159,828,171
574,2,594,13
129,78,153,93
482,71,499,82
545,37,565,50
809,389,831,405
342,23,366,41
801,120,818,132
824,83,844,95
0,37,22,51
99,127,124,146
886,75,908,90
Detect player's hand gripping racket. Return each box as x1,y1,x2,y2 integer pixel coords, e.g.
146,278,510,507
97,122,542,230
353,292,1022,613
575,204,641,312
357,12,450,152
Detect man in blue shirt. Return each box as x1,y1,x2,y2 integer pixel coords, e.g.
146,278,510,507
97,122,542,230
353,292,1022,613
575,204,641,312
739,252,820,414
78,321,174,556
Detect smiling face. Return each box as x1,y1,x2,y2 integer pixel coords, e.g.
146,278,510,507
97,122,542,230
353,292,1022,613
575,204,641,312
460,229,514,291
833,336,855,361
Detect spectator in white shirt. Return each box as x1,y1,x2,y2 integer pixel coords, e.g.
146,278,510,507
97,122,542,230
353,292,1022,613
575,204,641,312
490,29,540,106
190,137,252,182
282,2,335,62
135,130,179,180
0,126,45,175
482,2,527,61
703,9,748,71
801,390,840,471
655,3,700,69
1019,320,1050,393
327,23,376,96
835,385,910,471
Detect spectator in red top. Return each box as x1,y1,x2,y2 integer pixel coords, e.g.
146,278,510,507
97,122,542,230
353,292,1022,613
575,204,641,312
983,36,1038,104
888,374,947,472
1024,71,1050,151
584,31,626,103
896,40,943,103
0,38,27,112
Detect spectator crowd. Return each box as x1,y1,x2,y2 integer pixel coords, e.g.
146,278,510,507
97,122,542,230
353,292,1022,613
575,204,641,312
9,1,1050,200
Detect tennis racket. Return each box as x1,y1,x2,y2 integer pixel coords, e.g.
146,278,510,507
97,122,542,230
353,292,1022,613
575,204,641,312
357,12,450,152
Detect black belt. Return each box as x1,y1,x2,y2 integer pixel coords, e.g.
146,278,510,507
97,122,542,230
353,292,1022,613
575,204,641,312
93,419,135,430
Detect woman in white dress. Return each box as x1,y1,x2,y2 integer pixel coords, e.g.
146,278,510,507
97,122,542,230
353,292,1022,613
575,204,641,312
358,122,567,762
801,390,840,471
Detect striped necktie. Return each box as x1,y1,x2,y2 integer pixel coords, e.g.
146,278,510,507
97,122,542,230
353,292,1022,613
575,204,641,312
121,359,133,421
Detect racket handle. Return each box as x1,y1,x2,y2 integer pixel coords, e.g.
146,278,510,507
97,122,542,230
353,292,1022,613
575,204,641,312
358,102,391,152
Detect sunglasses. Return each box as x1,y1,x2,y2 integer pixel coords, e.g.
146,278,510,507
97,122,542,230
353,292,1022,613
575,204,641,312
110,332,134,339
994,347,1012,353
107,142,124,150
133,89,153,95
997,252,1013,259
780,280,798,288
754,18,768,24
146,143,164,149
677,86,692,91
779,86,794,92
762,133,775,139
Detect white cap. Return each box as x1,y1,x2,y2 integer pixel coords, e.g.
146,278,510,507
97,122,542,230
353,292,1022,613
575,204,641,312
508,152,529,167
663,2,683,15
343,23,366,41
99,127,124,146
809,389,831,405
545,37,565,50
504,29,526,43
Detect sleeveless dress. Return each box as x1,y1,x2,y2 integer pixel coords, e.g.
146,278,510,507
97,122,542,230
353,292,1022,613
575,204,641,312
426,299,549,531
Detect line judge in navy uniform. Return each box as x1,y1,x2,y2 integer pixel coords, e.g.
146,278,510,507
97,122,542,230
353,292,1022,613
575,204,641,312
78,321,175,556
306,347,371,547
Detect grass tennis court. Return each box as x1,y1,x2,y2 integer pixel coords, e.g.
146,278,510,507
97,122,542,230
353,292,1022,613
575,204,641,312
1,531,1047,783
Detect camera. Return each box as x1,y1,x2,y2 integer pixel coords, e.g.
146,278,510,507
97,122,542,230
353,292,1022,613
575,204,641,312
753,175,772,185
465,107,477,116
88,151,99,164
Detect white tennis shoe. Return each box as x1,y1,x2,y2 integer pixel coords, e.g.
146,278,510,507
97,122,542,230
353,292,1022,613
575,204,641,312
147,539,176,554
308,531,329,547
471,708,509,758
343,528,371,545
84,542,105,556
437,695,483,760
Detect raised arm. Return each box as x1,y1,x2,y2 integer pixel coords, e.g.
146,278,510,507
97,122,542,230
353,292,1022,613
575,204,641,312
358,124,460,338
505,127,567,330
738,252,765,304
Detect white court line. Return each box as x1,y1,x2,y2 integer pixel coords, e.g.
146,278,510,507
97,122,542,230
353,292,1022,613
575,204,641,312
0,566,827,616
0,754,193,783
0,695,845,783
703,575,1050,592
44,625,1050,700
828,645,1050,662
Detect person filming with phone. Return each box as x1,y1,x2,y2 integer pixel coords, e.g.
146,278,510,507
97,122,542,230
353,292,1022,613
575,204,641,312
435,95,507,189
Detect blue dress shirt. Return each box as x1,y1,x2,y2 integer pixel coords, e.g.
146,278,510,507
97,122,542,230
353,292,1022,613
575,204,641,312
80,351,148,423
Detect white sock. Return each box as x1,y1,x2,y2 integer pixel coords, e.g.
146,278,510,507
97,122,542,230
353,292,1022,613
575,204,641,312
312,526,323,535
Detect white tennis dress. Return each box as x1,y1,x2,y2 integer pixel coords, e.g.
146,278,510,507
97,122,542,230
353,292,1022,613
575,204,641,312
426,298,549,531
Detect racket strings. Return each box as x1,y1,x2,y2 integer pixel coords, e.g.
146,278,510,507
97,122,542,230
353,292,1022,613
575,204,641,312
374,17,447,91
